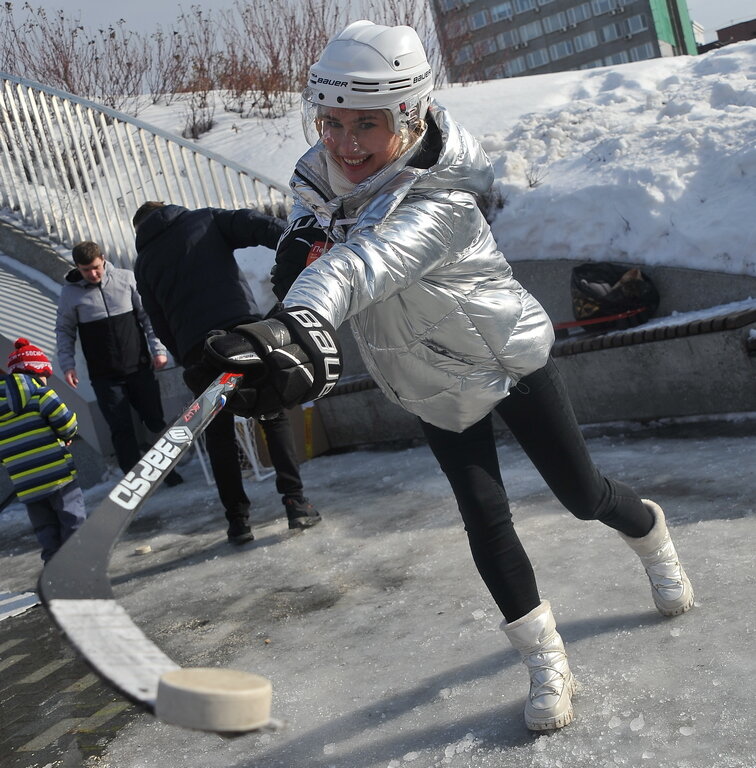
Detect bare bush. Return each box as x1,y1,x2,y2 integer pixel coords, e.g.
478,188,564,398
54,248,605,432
1,5,151,114
525,162,548,188
91,21,151,114
8,5,100,96
177,6,220,139
144,28,188,105
216,0,345,119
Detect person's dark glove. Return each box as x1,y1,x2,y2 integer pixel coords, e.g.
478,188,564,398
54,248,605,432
182,330,266,415
270,216,331,300
200,306,342,418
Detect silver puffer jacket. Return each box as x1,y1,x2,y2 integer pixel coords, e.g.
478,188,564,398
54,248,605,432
284,101,554,432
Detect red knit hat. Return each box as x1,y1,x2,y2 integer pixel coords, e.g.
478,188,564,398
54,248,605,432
7,338,53,377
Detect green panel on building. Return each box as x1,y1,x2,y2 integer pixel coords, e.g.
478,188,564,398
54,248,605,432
649,0,698,55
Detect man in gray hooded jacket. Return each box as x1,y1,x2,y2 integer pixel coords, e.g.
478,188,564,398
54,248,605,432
55,240,182,486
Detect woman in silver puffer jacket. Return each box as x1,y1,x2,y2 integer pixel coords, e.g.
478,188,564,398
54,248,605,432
202,20,694,733
281,98,554,433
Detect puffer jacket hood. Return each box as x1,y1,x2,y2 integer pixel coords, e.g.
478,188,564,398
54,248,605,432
134,204,188,250
283,101,554,433
290,100,493,231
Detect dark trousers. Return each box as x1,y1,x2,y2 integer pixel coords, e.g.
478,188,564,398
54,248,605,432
91,367,167,474
26,480,87,563
183,342,304,524
205,407,304,523
421,357,653,624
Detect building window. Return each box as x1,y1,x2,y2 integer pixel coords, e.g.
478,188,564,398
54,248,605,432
520,19,544,41
491,2,514,21
543,11,567,32
439,0,475,10
447,17,470,38
537,0,556,6
454,44,474,65
496,28,521,48
526,48,550,68
601,22,623,42
574,29,599,51
592,0,617,15
549,39,575,60
514,0,535,14
505,55,528,75
626,14,649,34
630,42,655,61
567,2,593,26
469,9,490,31
474,36,499,57
604,50,630,65
485,63,506,78
579,58,605,69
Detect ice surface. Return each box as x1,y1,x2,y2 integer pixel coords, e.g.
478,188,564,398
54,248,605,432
2,422,754,767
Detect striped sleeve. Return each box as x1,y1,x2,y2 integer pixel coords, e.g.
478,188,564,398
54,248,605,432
38,387,78,441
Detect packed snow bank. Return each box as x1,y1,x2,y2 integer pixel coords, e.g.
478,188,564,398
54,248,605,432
476,45,756,275
138,40,756,282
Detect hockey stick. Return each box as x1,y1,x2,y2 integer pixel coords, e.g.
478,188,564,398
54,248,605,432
38,370,273,733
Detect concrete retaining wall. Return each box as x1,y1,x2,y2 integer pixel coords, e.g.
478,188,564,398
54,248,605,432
2,217,754,463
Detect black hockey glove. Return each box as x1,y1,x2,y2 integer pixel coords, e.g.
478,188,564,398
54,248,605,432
200,306,342,418
182,330,266,416
270,215,331,300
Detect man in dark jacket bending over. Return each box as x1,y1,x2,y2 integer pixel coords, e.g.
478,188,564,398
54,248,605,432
132,202,321,543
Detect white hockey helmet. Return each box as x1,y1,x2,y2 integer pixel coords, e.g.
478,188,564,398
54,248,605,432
302,20,434,147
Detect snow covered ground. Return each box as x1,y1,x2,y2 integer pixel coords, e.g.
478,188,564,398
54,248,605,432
1,419,754,767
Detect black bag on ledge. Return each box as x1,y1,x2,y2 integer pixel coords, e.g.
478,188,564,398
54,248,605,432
555,262,660,337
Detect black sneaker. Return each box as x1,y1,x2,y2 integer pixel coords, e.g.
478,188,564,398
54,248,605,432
283,496,322,530
165,470,184,487
227,519,254,544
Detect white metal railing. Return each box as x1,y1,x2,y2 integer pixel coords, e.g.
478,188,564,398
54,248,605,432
0,72,293,268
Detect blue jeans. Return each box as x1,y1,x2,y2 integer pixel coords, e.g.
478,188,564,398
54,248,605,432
26,480,87,563
420,358,653,622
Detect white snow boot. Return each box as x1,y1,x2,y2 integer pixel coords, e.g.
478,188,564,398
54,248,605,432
620,499,694,617
502,600,577,731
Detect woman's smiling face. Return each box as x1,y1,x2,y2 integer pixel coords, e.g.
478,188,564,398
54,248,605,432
319,107,402,185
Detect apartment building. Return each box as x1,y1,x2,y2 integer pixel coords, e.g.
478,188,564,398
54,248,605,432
431,0,698,82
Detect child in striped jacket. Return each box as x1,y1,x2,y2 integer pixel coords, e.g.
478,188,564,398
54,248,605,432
0,338,87,563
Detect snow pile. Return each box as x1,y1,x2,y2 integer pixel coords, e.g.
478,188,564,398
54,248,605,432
479,46,756,275
137,40,756,282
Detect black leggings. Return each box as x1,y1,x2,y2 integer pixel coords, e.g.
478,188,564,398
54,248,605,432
420,357,653,623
